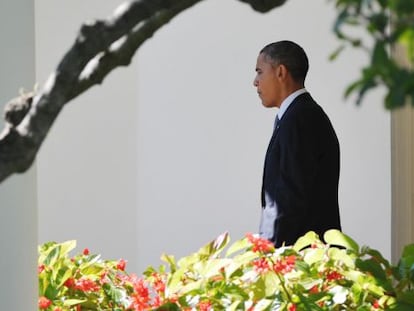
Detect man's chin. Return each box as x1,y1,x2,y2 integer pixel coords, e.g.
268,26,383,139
262,101,277,108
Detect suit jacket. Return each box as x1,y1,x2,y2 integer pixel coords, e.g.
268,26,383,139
261,92,341,246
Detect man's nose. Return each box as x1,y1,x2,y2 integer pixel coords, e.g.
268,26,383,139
253,78,258,87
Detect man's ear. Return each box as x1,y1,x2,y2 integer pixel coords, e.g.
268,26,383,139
277,64,289,79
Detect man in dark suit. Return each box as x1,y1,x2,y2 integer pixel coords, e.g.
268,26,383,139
254,40,341,247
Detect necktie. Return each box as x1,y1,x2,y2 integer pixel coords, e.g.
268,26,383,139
274,115,280,130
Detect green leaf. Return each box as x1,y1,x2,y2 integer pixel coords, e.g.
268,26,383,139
44,284,60,301
231,251,259,271
388,303,414,311
372,42,389,66
355,258,386,281
329,45,346,61
81,264,104,276
293,231,320,252
264,272,279,297
224,260,244,278
59,240,76,257
177,279,203,295
398,290,414,305
253,299,273,311
44,245,61,266
63,299,87,306
333,9,350,35
401,244,414,262
329,285,348,304
328,247,355,268
177,253,201,269
368,13,388,34
362,246,392,269
303,248,325,265
251,277,266,300
79,254,101,271
197,232,229,259
167,267,186,293
201,258,231,278
324,230,359,253
226,237,250,257
398,29,414,63
377,0,387,8
103,283,129,307
153,302,181,311
390,0,414,15
365,282,386,297
223,283,249,301
385,83,408,109
56,267,73,288
161,253,176,273
344,78,365,99
38,275,48,295
228,300,242,311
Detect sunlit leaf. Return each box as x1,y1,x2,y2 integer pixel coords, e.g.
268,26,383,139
167,267,186,293
293,231,320,252
251,276,266,300
59,240,77,257
329,285,348,304
178,279,203,296
201,258,231,278
324,230,359,253
253,298,273,311
63,299,87,306
161,253,177,273
103,283,129,307
37,232,414,310
197,232,229,258
228,300,241,311
328,247,355,268
226,237,250,257
303,248,325,265
264,272,279,297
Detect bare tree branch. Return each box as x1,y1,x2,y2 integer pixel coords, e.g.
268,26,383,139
0,0,287,183
238,0,287,12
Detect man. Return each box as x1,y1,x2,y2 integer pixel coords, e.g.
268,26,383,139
254,40,341,247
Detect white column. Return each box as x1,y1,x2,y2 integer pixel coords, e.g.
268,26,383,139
391,44,414,263
0,0,37,310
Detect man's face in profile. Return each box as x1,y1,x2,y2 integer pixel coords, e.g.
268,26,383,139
253,53,283,108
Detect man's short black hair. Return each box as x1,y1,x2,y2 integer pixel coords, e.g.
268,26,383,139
260,40,309,84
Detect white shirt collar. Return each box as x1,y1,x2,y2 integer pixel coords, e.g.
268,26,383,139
277,88,307,120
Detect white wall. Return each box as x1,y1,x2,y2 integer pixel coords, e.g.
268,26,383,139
0,0,37,309
135,0,391,271
36,0,391,277
36,0,140,270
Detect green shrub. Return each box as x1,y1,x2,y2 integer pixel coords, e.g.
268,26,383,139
38,230,414,310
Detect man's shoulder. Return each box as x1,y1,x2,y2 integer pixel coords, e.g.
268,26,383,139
283,93,334,131
286,93,322,117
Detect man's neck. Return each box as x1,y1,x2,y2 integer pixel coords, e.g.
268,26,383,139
277,88,307,119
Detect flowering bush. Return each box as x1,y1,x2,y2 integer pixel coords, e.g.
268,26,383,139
38,230,414,310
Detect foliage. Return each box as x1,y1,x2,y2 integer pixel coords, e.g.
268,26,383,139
38,240,150,310
331,0,414,109
38,230,414,310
